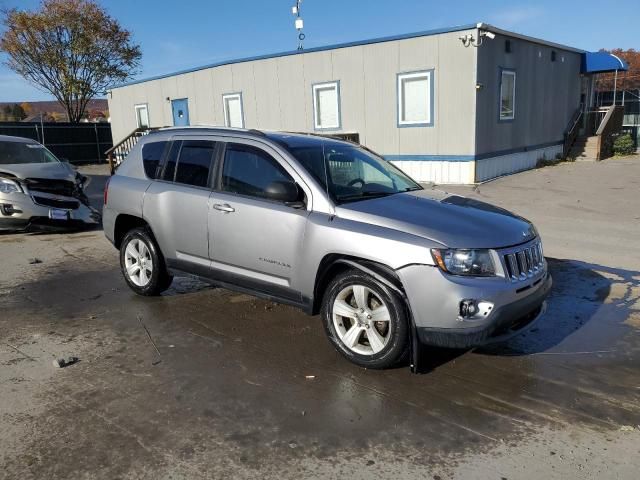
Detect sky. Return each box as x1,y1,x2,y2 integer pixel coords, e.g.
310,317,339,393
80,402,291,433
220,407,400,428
0,0,638,102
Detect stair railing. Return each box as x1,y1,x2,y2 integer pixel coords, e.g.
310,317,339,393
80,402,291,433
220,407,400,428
105,127,160,174
563,106,583,158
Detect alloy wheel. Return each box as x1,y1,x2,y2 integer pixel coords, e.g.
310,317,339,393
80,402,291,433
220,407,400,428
332,284,392,356
124,238,154,287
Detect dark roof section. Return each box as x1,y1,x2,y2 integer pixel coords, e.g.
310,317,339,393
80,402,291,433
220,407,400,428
148,126,355,148
264,131,352,149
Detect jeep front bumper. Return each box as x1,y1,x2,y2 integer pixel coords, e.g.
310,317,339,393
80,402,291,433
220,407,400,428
397,262,552,349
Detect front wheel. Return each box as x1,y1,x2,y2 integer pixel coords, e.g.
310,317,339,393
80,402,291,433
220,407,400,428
120,227,173,296
321,270,409,369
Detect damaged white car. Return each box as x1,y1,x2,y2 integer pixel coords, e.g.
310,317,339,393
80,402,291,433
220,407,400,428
0,135,100,232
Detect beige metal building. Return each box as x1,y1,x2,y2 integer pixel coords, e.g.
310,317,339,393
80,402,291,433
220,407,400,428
108,22,607,184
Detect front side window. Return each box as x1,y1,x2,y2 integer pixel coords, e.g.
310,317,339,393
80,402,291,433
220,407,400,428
223,93,244,128
312,81,340,130
500,70,516,120
135,104,150,128
286,141,422,204
174,140,217,187
141,141,167,179
221,143,293,200
398,71,433,126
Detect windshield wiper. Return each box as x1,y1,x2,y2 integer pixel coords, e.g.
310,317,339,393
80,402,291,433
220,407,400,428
338,191,396,202
402,186,423,192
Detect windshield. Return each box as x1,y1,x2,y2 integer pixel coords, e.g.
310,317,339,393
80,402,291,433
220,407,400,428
0,141,60,165
286,142,422,204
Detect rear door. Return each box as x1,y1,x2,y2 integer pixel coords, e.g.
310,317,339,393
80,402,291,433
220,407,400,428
171,98,190,126
143,137,219,272
208,139,310,300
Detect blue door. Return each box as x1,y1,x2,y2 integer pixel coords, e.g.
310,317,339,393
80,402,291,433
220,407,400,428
171,98,190,126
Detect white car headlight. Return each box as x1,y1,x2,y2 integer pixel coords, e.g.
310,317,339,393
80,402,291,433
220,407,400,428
431,248,496,277
0,177,23,194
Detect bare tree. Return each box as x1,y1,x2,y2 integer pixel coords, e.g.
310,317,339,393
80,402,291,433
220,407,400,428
0,0,141,122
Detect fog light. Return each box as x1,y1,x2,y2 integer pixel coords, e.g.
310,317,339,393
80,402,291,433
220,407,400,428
0,203,19,216
460,299,477,318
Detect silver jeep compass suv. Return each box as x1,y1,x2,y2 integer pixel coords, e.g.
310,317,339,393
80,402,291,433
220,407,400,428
103,127,551,370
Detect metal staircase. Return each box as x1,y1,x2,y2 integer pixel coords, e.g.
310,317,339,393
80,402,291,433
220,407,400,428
565,105,624,161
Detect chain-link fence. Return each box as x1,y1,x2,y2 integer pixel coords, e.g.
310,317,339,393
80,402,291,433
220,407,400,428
0,122,112,164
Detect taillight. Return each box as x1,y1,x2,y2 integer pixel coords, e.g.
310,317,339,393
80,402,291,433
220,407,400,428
104,176,111,206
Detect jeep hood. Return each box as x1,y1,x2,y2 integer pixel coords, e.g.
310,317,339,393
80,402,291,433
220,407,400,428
336,189,537,249
0,162,76,182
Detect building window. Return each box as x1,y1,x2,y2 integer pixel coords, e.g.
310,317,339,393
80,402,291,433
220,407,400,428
505,40,512,53
499,69,516,121
397,70,433,127
223,93,244,128
135,104,149,128
312,81,341,130
551,50,557,62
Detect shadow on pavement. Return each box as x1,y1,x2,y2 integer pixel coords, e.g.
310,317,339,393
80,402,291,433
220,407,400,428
415,257,640,371
477,257,639,356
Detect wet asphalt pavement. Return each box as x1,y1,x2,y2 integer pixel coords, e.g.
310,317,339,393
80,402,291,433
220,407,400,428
1,159,639,479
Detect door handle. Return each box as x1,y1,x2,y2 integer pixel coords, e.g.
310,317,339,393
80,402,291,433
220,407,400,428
213,203,235,213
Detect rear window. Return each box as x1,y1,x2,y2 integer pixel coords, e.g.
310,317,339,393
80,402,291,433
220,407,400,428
141,141,167,179
0,141,60,165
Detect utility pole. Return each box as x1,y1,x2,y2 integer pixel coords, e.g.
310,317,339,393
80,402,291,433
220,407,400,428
292,0,305,50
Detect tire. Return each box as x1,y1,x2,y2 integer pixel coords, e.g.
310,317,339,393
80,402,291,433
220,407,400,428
119,227,173,296
321,269,409,369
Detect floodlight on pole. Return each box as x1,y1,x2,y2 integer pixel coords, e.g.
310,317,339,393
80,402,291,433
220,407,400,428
291,0,305,50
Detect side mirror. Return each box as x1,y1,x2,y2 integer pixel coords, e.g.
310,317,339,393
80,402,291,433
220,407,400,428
265,180,301,204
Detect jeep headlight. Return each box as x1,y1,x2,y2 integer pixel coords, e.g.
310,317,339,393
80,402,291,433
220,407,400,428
0,177,23,194
431,249,496,277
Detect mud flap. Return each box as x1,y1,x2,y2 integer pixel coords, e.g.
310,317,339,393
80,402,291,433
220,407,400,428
407,303,420,374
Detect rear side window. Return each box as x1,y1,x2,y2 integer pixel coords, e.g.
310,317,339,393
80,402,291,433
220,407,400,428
221,143,292,200
174,140,217,188
141,141,167,179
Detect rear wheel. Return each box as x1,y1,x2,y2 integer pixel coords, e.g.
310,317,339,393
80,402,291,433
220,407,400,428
321,270,409,369
120,227,173,296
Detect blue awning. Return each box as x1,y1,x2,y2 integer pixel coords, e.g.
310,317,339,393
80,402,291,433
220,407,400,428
581,51,629,74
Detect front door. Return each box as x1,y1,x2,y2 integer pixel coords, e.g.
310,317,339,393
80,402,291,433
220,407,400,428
208,140,309,300
171,98,190,126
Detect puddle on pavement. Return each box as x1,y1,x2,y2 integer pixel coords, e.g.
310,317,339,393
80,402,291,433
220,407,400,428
2,256,639,478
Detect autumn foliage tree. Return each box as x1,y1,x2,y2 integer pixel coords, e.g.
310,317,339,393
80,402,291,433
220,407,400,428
0,0,141,123
597,49,640,92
